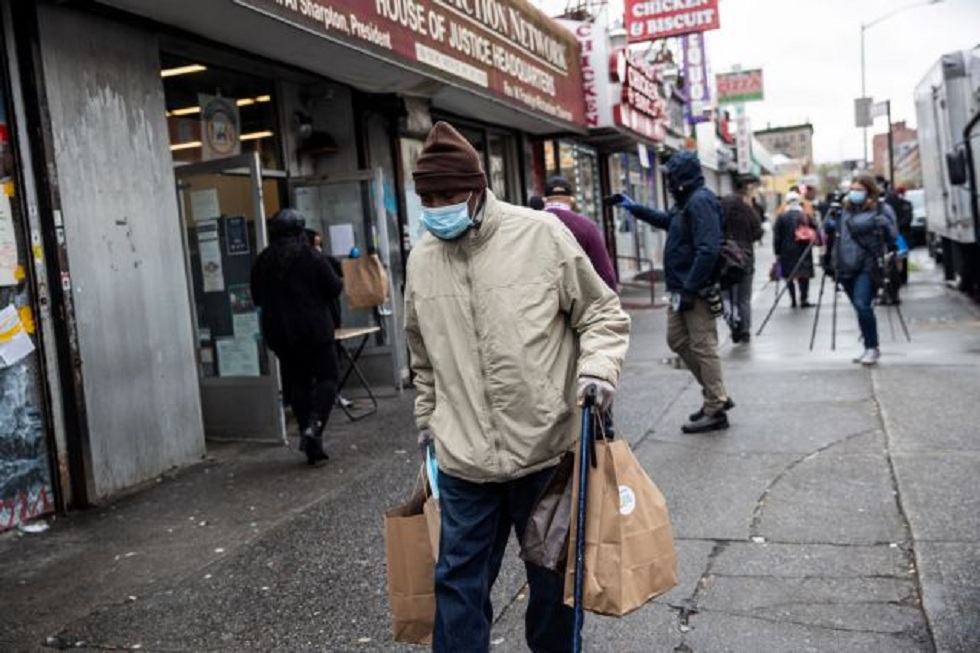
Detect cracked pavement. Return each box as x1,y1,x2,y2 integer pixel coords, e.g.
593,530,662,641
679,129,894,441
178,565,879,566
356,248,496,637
1,249,978,652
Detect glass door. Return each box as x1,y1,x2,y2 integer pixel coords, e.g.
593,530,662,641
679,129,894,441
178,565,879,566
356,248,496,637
290,171,399,383
174,153,284,442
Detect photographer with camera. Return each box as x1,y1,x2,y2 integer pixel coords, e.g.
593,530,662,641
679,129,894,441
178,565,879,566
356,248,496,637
606,151,733,433
824,175,898,366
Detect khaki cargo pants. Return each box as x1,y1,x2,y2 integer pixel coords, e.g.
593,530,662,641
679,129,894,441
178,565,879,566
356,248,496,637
667,297,730,415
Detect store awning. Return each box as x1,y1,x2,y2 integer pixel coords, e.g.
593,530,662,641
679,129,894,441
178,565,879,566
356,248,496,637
96,0,587,135
580,127,663,153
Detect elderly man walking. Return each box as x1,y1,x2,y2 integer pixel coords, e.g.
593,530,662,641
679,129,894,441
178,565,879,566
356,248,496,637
404,122,630,652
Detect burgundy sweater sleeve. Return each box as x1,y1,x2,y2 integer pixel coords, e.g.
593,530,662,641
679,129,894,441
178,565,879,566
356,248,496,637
582,226,618,291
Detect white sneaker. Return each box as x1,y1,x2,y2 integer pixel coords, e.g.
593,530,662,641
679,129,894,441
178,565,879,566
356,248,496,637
860,348,880,366
852,350,867,363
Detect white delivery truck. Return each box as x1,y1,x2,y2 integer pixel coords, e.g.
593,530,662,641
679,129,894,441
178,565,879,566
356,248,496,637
914,46,980,293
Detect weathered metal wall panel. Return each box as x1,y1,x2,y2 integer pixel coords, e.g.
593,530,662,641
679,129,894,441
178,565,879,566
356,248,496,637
37,5,204,498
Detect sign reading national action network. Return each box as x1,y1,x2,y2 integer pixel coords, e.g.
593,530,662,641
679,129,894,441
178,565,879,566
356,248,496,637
625,0,720,44
234,0,586,127
716,69,764,104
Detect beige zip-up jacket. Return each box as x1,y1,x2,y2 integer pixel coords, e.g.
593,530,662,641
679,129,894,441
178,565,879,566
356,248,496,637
404,191,630,483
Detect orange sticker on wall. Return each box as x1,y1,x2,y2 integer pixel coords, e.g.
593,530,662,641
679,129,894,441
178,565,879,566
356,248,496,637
2,181,13,197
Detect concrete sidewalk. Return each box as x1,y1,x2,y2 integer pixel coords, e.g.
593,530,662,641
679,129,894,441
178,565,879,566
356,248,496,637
2,245,978,652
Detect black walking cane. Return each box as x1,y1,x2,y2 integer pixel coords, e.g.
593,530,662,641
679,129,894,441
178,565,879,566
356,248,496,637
572,385,597,653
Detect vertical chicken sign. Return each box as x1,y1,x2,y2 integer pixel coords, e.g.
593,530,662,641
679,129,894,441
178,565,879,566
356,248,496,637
625,0,720,44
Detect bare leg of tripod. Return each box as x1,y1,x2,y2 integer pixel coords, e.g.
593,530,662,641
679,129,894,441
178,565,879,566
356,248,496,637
809,272,829,351
885,301,897,341
756,241,815,337
891,302,912,342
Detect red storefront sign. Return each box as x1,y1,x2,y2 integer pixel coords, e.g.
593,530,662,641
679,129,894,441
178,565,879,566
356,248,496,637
611,50,667,142
625,0,721,44
235,0,586,127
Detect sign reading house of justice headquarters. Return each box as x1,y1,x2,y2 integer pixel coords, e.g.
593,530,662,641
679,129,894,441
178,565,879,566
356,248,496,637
235,0,587,127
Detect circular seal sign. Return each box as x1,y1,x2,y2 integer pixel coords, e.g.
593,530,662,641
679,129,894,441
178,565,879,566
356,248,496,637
202,96,239,159
618,484,636,515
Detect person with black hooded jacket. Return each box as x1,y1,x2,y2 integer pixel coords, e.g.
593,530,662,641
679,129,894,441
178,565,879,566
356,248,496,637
609,151,733,433
251,209,344,464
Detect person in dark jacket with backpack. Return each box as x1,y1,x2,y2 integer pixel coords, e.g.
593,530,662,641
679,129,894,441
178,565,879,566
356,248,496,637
608,151,733,433
251,209,344,464
721,186,764,342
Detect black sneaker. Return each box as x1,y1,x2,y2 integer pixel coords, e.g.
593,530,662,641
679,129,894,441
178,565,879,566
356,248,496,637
689,397,735,422
682,411,730,434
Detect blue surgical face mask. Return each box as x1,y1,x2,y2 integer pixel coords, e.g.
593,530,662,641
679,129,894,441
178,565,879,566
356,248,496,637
420,195,472,240
849,190,867,205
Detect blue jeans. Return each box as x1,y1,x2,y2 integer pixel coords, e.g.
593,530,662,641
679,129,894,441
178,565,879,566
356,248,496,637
434,466,573,653
841,272,879,349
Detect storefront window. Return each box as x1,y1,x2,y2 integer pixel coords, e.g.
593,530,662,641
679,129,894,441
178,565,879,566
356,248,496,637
0,78,55,530
542,140,601,227
610,152,662,280
161,53,283,170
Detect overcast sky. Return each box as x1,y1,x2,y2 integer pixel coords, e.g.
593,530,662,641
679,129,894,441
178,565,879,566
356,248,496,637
533,0,980,163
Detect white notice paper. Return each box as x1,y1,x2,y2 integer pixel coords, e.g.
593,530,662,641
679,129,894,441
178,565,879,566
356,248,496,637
232,311,261,340
329,223,356,258
215,337,260,377
0,194,17,286
197,220,224,292
0,305,35,368
190,189,221,222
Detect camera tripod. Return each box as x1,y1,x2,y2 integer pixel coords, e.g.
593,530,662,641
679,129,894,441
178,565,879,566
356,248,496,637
757,222,912,349
756,239,815,337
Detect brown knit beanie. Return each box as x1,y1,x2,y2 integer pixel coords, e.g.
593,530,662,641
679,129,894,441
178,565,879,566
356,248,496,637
412,121,487,195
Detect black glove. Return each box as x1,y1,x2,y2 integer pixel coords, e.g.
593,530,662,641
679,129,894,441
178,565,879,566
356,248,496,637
602,193,636,209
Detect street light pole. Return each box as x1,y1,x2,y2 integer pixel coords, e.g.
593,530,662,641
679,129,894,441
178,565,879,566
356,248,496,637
859,0,943,168
861,23,868,165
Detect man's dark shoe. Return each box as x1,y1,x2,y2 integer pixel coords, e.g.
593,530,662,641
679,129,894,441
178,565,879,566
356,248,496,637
689,397,735,422
682,411,729,434
301,428,328,465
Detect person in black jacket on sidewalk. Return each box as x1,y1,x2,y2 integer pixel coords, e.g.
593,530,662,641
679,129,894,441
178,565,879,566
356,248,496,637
251,209,344,464
608,151,733,433
720,185,764,343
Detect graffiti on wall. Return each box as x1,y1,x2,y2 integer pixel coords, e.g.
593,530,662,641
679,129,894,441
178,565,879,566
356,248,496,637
0,363,54,531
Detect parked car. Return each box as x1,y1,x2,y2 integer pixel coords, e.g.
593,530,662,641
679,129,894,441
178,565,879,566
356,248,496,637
904,188,927,247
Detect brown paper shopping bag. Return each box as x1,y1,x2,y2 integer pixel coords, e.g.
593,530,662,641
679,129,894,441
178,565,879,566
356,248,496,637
384,474,436,643
342,254,389,309
564,439,678,617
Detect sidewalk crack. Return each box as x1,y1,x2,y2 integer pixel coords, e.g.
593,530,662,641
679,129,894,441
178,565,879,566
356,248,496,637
749,428,880,538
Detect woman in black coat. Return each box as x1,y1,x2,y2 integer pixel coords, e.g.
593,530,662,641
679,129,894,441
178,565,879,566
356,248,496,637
251,209,344,464
773,193,817,308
